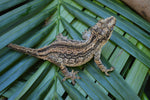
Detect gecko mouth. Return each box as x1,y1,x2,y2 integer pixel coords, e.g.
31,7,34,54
110,26,114,31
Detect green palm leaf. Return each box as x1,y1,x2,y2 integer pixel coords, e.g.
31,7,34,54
0,0,149,99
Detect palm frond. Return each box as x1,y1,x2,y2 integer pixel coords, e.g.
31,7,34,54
0,0,149,99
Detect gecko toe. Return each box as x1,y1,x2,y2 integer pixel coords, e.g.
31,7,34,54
104,67,114,76
105,71,110,76
62,70,80,84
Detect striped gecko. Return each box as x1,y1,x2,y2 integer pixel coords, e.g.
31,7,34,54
7,16,116,84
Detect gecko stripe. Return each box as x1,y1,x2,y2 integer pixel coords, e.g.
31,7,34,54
37,34,97,53
38,37,103,60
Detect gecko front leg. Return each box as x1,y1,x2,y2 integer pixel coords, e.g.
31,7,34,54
59,64,80,84
56,33,68,41
82,30,91,40
94,50,114,76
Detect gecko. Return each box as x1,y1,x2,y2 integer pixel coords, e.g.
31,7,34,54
7,16,116,84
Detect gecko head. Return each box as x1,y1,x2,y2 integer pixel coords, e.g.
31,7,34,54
92,16,116,45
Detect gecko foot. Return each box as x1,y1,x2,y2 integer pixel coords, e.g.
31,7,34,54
62,70,81,84
103,67,114,76
56,33,67,41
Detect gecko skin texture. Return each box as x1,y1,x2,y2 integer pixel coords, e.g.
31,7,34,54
7,16,116,84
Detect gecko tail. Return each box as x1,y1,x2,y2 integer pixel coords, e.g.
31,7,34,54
7,43,38,56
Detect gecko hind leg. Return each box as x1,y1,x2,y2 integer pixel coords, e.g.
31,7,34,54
59,64,80,84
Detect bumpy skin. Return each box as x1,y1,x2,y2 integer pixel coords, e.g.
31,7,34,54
7,16,116,84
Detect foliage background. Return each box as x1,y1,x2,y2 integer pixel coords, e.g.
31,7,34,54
0,0,150,99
